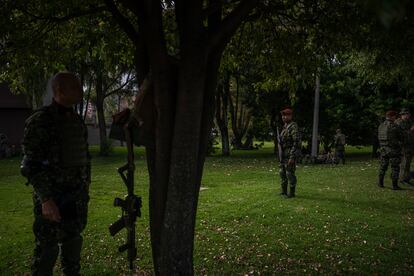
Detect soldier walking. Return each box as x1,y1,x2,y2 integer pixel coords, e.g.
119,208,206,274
21,72,90,276
395,108,414,185
278,108,301,198
333,129,346,164
377,110,403,190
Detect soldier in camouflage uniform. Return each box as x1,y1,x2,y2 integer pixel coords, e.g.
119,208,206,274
21,72,90,276
279,108,301,198
333,129,346,164
395,108,414,185
377,110,403,190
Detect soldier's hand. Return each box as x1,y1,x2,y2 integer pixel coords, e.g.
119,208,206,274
288,159,295,166
410,125,414,132
42,199,61,222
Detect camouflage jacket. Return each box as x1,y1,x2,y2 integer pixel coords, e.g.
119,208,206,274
395,118,414,150
280,121,301,160
378,119,403,155
334,133,346,150
21,101,91,202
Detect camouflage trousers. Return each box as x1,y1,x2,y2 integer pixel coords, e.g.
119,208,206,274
379,153,401,181
32,192,89,276
400,150,413,181
279,162,297,188
334,149,345,164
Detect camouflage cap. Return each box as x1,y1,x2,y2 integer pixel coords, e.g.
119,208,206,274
400,108,410,115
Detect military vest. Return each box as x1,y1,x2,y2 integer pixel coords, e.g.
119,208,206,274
57,112,88,168
378,119,401,151
378,121,390,146
281,122,300,149
334,134,346,150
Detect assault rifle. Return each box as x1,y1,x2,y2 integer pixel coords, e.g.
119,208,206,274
276,126,283,165
109,119,142,270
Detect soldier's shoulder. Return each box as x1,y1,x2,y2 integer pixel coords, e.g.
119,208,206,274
290,122,299,129
25,106,56,128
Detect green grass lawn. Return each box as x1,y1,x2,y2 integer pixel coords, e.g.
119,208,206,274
1,144,414,275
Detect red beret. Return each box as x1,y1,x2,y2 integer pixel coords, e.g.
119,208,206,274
280,108,293,115
386,110,397,117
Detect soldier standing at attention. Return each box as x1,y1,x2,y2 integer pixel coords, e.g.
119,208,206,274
395,108,414,185
279,108,301,198
378,110,403,190
334,128,346,164
21,72,90,276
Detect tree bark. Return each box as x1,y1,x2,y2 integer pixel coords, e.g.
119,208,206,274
311,69,320,159
96,68,108,156
216,72,230,156
228,75,251,149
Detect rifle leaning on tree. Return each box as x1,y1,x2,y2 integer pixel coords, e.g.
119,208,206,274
108,113,142,270
108,78,155,270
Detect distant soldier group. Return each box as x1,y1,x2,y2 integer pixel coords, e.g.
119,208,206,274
277,107,413,197
378,109,414,190
277,108,346,198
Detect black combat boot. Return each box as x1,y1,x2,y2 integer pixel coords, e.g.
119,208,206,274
288,186,295,198
378,176,384,188
392,179,402,190
280,184,288,196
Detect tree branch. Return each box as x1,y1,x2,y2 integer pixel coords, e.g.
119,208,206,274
17,5,107,23
136,1,169,69
104,74,136,98
118,0,140,17
104,0,139,44
208,0,259,54
175,0,203,47
105,69,126,91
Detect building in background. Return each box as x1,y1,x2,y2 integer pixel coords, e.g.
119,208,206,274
0,83,32,155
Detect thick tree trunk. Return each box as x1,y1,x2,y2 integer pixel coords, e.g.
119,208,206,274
96,69,108,156
104,1,258,274
311,69,320,159
144,44,223,276
228,75,251,149
220,127,230,155
78,65,85,115
216,73,230,156
157,40,210,273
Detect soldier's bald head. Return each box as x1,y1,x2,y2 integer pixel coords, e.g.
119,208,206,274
52,72,80,95
52,71,83,107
